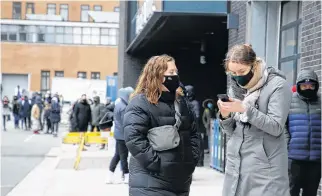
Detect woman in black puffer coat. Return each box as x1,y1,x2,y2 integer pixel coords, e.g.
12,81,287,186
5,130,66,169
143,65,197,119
123,55,200,196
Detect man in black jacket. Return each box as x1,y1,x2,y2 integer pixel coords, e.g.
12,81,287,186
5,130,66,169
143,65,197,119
73,94,91,132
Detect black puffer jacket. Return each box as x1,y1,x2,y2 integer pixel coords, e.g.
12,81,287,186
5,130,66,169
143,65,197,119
124,92,200,196
73,101,91,132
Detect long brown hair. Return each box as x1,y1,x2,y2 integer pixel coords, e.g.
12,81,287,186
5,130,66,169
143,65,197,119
132,54,182,104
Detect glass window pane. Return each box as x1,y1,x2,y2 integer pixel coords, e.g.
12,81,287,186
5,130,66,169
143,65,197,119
27,33,37,42
281,28,296,58
1,33,8,41
2,25,9,32
19,25,27,32
37,26,46,33
101,28,109,35
298,23,302,54
19,33,27,41
46,26,55,33
13,2,22,19
45,34,55,43
91,35,99,45
81,5,89,22
82,35,90,44
47,4,56,15
73,35,81,44
9,25,18,32
55,35,64,43
109,29,117,36
60,4,69,21
56,26,64,33
281,61,295,87
65,27,73,34
92,28,100,35
38,34,45,42
109,36,116,45
100,35,109,45
83,27,91,35
28,25,36,33
94,5,102,11
8,33,17,41
73,27,81,34
64,34,73,44
282,1,298,26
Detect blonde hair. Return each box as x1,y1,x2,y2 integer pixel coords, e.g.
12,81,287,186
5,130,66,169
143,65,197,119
132,54,182,104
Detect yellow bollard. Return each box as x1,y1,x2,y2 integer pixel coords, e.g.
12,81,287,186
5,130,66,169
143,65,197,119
73,133,85,170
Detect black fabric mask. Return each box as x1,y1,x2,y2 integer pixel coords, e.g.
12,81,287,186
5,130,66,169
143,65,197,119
163,75,180,93
232,69,254,86
299,89,317,99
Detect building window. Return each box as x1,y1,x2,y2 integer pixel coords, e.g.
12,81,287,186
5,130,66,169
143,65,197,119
55,71,64,77
81,5,90,22
114,7,120,12
26,2,35,15
94,5,102,11
1,24,118,46
91,72,100,80
47,4,56,15
77,72,87,79
60,4,69,21
279,1,302,87
12,2,22,19
41,71,50,94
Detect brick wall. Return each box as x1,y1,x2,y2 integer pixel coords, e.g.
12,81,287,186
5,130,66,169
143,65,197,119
227,1,247,91
301,2,322,196
301,1,321,93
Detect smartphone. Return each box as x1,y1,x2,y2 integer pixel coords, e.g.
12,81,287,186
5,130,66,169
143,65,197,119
217,94,230,102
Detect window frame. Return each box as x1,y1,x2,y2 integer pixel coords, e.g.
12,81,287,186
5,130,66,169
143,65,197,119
55,71,64,77
77,71,87,79
94,5,102,11
80,5,90,22
60,4,69,21
278,1,302,85
91,72,101,80
47,3,56,15
41,70,51,93
26,2,35,15
12,2,22,19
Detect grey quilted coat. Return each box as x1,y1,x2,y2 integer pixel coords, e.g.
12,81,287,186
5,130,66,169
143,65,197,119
220,67,292,196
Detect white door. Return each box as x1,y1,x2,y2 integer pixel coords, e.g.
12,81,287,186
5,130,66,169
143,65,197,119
1,74,29,100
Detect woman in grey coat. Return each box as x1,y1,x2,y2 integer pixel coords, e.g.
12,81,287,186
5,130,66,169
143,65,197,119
217,44,292,196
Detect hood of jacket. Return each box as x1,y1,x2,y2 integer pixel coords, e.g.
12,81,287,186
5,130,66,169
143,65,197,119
296,69,319,99
118,87,134,104
185,85,195,101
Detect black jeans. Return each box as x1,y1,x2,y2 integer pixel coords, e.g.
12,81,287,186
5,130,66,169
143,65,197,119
46,118,51,132
51,122,59,134
289,159,321,196
197,133,205,166
109,140,129,174
21,117,31,129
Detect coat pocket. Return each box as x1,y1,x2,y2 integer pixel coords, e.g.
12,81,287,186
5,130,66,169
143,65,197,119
254,138,270,164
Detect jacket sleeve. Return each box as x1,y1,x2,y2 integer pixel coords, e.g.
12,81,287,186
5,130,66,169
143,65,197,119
284,117,290,148
73,104,79,128
219,116,236,136
123,99,160,172
244,80,292,137
190,113,201,165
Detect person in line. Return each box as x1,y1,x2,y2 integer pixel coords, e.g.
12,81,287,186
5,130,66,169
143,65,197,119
286,69,321,196
31,98,41,134
43,102,52,134
73,94,91,132
185,85,204,167
98,98,115,150
123,55,200,196
91,96,104,132
202,99,215,153
14,85,22,99
68,100,78,132
50,97,61,137
106,87,134,184
20,95,31,130
218,44,291,196
2,96,11,131
12,96,20,129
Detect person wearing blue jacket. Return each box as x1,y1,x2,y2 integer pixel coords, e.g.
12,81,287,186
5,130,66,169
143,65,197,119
286,69,321,196
106,87,134,184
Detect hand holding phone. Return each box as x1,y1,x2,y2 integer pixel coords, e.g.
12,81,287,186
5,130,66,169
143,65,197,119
217,94,230,102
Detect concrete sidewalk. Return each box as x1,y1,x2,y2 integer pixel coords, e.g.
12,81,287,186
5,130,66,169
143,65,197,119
7,137,224,196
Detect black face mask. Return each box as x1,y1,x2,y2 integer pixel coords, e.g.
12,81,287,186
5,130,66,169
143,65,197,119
299,89,317,99
232,69,254,86
163,75,180,93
